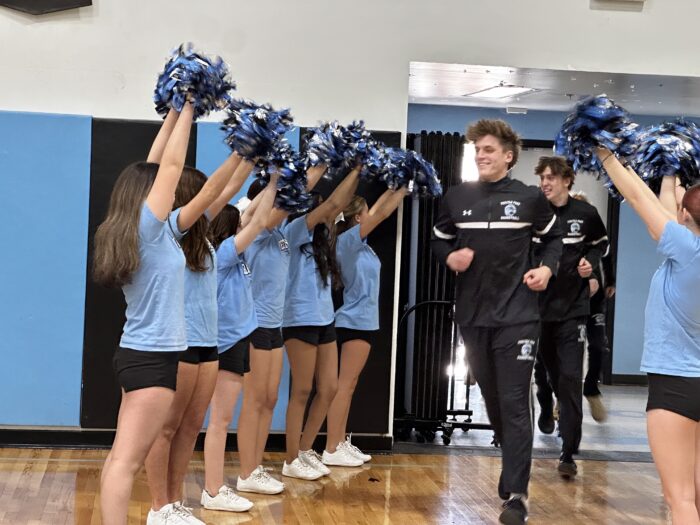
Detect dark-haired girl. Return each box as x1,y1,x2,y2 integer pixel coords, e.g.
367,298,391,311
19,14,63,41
280,167,360,480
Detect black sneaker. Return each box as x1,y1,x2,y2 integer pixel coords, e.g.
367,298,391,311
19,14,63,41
498,472,510,501
499,497,528,524
558,453,577,478
537,411,555,434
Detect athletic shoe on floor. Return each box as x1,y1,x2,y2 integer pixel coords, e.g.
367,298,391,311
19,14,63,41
586,394,608,423
299,449,331,476
537,411,555,434
282,457,324,480
341,436,371,462
322,446,364,467
200,485,253,512
237,469,284,494
499,496,528,525
557,453,578,478
147,503,200,525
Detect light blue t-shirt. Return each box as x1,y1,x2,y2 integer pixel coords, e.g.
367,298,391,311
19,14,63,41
120,203,187,352
641,221,700,377
184,240,218,347
282,216,335,327
247,227,291,328
335,225,381,330
216,236,258,351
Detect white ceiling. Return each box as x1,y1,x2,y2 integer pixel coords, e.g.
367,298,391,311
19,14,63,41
408,62,700,117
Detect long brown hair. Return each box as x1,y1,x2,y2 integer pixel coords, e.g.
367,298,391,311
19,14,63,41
333,195,366,238
93,162,159,287
682,183,700,227
176,167,213,272
209,204,240,250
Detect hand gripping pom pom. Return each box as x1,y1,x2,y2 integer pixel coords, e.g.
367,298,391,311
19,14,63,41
221,99,294,160
630,119,700,192
254,140,312,213
154,43,235,119
383,148,442,197
555,94,639,198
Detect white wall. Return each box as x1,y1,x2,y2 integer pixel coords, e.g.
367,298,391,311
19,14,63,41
0,0,697,129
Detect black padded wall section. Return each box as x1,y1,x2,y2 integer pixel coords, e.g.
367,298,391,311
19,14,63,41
0,0,91,15
81,119,197,428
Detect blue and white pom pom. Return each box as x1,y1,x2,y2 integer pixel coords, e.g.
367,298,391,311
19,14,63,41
383,148,442,197
253,139,311,213
630,119,700,191
555,95,638,174
360,141,390,181
154,43,235,119
221,99,294,161
305,121,348,169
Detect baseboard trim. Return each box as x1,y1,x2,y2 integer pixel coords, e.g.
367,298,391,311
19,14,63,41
0,429,394,452
611,374,648,386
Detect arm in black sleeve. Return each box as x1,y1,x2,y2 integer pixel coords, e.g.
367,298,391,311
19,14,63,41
431,189,458,264
584,207,609,270
532,192,562,275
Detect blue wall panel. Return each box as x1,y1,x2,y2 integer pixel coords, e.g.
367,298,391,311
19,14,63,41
195,122,299,431
0,111,92,425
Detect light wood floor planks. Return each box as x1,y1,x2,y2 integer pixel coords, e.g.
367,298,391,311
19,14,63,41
0,448,668,524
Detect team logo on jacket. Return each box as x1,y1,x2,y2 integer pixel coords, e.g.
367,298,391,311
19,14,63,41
501,200,521,220
516,339,535,361
569,220,582,234
278,239,290,254
241,261,252,275
578,324,587,343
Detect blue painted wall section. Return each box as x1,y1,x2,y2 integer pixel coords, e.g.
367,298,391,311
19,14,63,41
0,111,92,425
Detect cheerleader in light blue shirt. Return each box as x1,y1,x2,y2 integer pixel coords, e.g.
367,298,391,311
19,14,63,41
322,188,408,467
597,147,700,525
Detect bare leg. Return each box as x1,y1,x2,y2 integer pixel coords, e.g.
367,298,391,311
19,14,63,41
256,348,283,465
325,339,370,452
167,360,218,502
285,339,318,462
144,362,198,510
299,341,338,452
237,345,272,479
203,370,243,495
100,387,175,525
647,409,700,525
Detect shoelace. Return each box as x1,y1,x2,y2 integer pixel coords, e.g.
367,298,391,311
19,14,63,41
220,486,244,503
172,503,195,519
296,459,318,473
259,470,280,485
252,470,270,484
306,450,324,465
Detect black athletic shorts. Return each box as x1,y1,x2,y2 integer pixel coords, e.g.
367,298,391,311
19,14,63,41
250,327,284,350
113,347,180,393
219,338,251,375
336,327,377,348
647,373,700,421
179,346,219,364
282,323,336,346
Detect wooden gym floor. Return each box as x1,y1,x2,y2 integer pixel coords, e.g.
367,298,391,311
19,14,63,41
0,447,667,524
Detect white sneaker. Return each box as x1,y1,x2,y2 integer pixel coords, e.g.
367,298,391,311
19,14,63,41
282,457,323,480
172,503,205,525
147,503,197,525
237,468,284,494
322,446,364,467
341,436,372,462
200,485,253,513
299,449,331,476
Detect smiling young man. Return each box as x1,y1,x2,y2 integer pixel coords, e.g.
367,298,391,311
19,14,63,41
431,120,563,525
533,156,608,479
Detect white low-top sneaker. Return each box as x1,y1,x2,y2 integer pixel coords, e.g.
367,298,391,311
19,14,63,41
322,446,364,467
237,468,284,494
200,485,253,512
282,457,324,480
299,449,331,476
341,436,372,462
147,503,196,525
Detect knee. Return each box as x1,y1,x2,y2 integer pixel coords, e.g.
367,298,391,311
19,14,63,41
179,415,205,438
315,380,338,403
666,491,696,513
337,377,358,397
263,391,279,411
290,385,313,403
159,421,179,442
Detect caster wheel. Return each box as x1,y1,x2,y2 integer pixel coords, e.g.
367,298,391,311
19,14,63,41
442,435,451,445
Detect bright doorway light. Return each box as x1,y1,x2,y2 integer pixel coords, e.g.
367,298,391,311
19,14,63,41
461,143,479,182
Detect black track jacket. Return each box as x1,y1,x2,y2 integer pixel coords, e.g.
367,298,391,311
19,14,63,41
431,177,563,327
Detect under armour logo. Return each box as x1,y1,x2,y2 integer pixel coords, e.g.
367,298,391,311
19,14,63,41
462,209,472,216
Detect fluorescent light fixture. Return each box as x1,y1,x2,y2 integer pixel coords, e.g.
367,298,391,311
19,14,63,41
464,85,535,99
506,107,528,115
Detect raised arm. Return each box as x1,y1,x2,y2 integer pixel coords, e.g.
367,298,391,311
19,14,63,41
659,175,679,217
206,157,253,220
146,103,194,221
147,109,180,164
234,174,279,254
597,148,676,241
305,166,360,229
265,164,328,229
359,187,409,239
